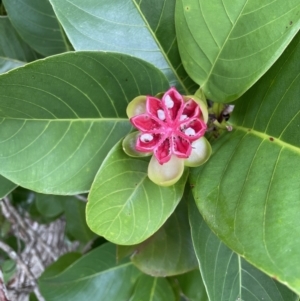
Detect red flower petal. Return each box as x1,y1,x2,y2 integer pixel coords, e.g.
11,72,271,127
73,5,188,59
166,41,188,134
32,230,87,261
162,87,184,122
136,133,161,152
180,118,207,141
147,97,165,121
171,135,191,158
154,137,171,164
130,114,161,132
181,99,200,120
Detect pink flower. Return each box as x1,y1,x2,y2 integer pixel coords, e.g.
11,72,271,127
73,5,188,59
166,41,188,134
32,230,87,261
123,87,211,186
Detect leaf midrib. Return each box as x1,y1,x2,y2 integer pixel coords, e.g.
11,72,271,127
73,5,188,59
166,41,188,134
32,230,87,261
149,277,158,301
238,255,242,300
42,262,133,283
132,0,190,94
201,0,249,89
234,125,300,154
102,171,148,241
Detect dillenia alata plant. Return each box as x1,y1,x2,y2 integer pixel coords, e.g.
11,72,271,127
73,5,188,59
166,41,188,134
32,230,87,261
1,0,300,299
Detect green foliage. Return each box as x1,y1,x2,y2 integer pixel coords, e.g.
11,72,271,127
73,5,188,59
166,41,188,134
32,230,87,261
2,0,68,56
176,0,300,102
174,269,208,301
1,259,16,284
35,193,65,218
87,141,188,245
0,16,40,73
189,200,298,301
0,0,300,300
40,252,82,279
191,32,300,292
49,0,197,93
0,52,168,194
128,196,198,276
64,197,95,243
39,243,141,301
0,175,17,198
130,274,176,301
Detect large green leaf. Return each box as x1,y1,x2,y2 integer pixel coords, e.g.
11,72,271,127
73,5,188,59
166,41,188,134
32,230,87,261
63,198,95,243
176,0,300,102
0,175,17,199
39,243,141,301
0,17,40,73
189,200,298,301
174,269,208,301
190,33,300,292
35,193,65,218
129,274,176,301
0,52,169,194
129,196,198,276
49,0,197,93
40,252,82,279
87,141,188,245
2,0,69,56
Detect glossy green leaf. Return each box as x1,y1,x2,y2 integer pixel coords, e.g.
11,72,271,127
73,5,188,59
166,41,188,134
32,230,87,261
64,198,95,243
39,252,81,279
117,244,137,263
0,16,40,73
176,0,300,102
49,0,197,93
173,269,208,301
39,243,141,301
0,52,169,194
0,175,17,199
189,200,298,301
2,0,69,56
35,193,65,218
191,33,300,293
87,141,188,245
129,274,176,301
129,196,198,276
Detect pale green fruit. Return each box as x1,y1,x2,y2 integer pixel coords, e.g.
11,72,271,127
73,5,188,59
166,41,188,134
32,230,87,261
122,131,151,158
148,155,184,187
184,136,212,167
126,96,147,118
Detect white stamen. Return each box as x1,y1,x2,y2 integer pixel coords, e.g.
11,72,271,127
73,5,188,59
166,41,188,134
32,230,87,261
141,133,154,142
157,109,166,120
165,95,174,108
180,114,187,121
184,127,196,136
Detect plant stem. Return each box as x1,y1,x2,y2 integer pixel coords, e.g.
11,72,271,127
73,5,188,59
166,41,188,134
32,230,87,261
0,269,10,301
0,240,45,301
